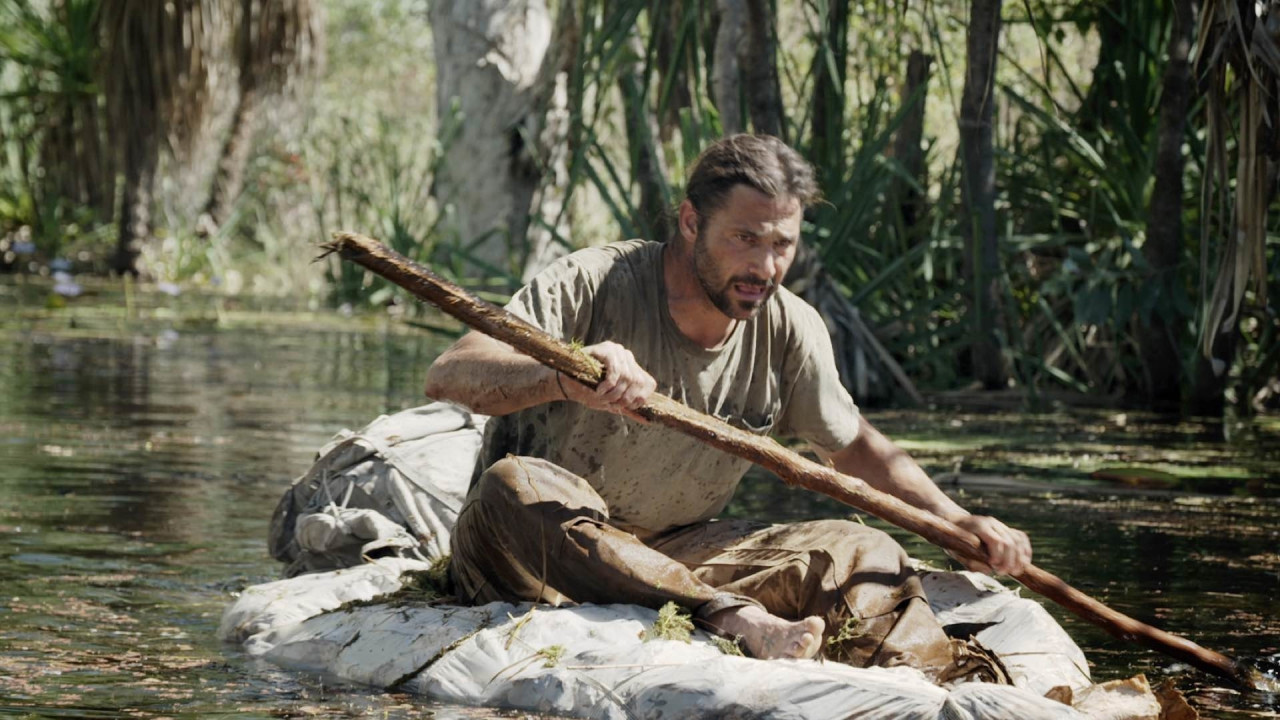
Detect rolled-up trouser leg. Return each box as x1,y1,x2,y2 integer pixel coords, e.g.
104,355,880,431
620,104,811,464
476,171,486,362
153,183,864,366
450,456,751,616
653,518,963,677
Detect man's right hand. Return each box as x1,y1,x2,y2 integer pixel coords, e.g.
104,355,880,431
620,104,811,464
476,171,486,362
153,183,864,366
559,341,657,416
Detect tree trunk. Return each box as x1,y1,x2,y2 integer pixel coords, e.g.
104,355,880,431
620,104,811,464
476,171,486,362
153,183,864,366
520,0,579,281
1136,0,1195,413
430,0,559,285
742,0,785,139
891,51,932,238
203,0,261,230
712,0,746,135
959,0,1006,389
1076,0,1127,138
107,10,161,277
111,140,157,275
202,86,260,231
1188,327,1235,418
808,0,849,180
619,35,672,242
99,0,218,275
78,95,112,217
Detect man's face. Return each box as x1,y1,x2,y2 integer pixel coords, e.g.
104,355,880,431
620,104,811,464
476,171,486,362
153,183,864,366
687,185,802,320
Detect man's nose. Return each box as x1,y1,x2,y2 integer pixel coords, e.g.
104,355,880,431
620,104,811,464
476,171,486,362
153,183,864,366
751,245,779,278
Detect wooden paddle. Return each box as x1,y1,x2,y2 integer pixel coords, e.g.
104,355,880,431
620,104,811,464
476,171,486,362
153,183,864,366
322,230,1266,690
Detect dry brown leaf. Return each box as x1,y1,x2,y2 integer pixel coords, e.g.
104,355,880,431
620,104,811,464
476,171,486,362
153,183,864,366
1155,679,1199,720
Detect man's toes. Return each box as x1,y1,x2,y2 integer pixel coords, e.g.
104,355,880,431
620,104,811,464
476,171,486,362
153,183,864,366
789,633,817,659
805,616,826,637
787,617,825,659
803,619,825,658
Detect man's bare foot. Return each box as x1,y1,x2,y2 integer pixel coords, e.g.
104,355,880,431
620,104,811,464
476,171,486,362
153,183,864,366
705,605,825,659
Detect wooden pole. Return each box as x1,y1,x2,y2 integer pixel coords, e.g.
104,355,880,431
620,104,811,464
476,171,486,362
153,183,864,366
322,230,1262,690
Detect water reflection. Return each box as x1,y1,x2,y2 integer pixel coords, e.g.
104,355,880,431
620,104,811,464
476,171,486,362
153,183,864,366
0,295,1277,718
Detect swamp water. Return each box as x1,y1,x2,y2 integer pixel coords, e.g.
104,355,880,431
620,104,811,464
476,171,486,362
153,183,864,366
1,282,1277,718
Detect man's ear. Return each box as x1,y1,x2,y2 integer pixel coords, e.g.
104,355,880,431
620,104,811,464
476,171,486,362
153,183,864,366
677,199,698,244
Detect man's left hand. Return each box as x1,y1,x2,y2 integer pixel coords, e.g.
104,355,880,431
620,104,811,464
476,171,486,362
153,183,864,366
952,515,1032,576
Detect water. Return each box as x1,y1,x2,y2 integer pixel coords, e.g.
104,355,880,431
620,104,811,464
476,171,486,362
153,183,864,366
1,281,1278,718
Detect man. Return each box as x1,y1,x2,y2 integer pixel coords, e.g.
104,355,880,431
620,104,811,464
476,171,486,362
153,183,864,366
424,134,1031,677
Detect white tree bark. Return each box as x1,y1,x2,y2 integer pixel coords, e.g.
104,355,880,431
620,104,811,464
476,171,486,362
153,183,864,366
519,0,578,282
430,0,571,285
713,0,746,135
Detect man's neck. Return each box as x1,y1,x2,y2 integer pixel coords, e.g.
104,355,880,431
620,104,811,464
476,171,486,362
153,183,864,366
662,241,738,349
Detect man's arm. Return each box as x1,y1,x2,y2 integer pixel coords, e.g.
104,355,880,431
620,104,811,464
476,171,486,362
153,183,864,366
425,332,561,415
424,331,656,416
819,418,1032,575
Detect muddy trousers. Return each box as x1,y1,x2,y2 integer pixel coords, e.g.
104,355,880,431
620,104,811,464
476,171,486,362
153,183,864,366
450,456,984,679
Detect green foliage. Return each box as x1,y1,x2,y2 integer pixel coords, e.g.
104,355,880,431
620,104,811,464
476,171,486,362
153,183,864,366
642,601,694,643
536,644,566,668
805,79,973,390
1236,234,1280,414
310,111,444,305
995,0,1206,398
154,0,464,302
553,0,721,246
0,0,113,262
708,634,744,656
827,615,864,646
4,0,1276,413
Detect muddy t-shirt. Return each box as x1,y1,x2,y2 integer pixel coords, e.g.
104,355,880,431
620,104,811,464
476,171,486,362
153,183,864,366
476,239,860,533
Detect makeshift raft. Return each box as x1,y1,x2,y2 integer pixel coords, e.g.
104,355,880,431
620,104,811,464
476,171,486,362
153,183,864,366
223,403,1179,719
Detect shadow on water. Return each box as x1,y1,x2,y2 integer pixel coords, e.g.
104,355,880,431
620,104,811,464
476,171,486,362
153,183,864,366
1,280,1277,718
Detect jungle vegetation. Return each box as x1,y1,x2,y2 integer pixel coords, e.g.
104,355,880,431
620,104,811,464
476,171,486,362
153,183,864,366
1,0,1278,420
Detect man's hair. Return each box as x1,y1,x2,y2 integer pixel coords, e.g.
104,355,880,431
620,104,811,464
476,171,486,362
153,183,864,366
684,134,820,219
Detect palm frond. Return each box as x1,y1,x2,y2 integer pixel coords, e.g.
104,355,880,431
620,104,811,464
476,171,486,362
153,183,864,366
1195,0,1275,362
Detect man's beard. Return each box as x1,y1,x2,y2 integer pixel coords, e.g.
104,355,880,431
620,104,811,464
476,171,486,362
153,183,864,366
693,236,776,320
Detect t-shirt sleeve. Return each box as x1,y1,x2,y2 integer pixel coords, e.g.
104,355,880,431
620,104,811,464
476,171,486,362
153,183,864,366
502,253,597,342
774,305,861,453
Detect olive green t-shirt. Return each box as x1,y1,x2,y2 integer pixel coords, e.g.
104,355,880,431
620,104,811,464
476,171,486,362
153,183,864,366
477,239,860,533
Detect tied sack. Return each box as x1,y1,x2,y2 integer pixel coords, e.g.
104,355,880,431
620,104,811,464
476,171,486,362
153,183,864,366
268,402,486,577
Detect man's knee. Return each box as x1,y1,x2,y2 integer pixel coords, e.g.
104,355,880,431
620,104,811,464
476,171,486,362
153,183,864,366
797,519,910,565
472,456,533,509
471,455,608,521
805,518,898,544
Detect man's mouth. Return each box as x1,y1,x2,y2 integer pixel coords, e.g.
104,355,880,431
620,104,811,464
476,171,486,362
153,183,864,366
732,281,771,301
